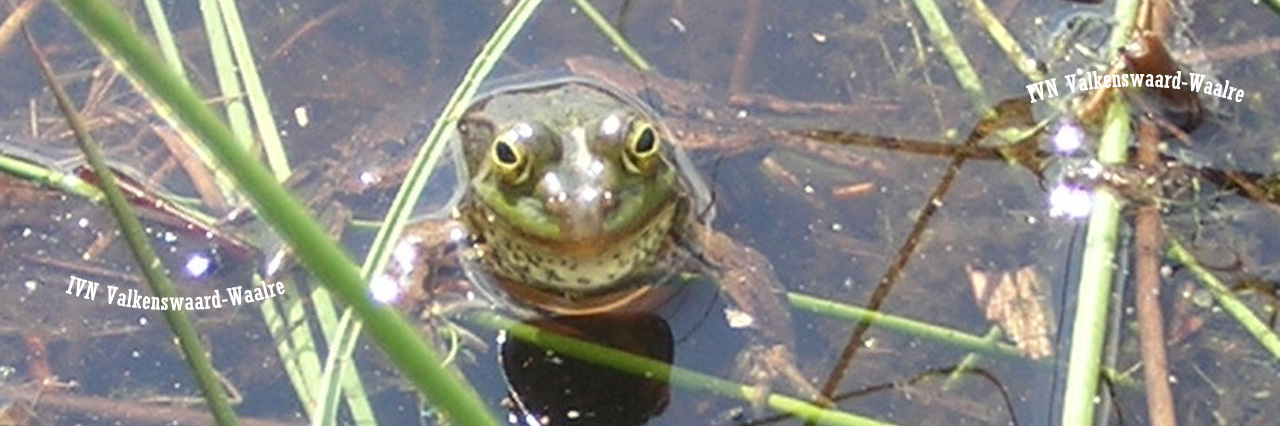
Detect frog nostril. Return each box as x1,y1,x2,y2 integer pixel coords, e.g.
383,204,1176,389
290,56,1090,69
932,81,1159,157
545,192,569,214
600,192,621,217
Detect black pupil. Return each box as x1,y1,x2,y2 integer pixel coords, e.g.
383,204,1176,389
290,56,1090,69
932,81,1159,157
634,128,656,153
495,142,518,164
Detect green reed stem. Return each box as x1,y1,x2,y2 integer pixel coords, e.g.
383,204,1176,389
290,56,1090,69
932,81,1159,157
789,293,1025,360
0,152,102,200
215,0,290,180
1060,0,1138,423
1060,100,1129,426
957,0,1044,82
569,0,651,71
908,0,993,118
258,276,322,418
463,310,896,426
51,1,498,424
1168,239,1280,362
196,0,252,153
25,29,240,426
315,0,549,423
359,0,544,280
141,0,184,79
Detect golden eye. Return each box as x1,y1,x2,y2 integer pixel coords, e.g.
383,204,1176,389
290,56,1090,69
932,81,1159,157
490,128,529,183
622,121,660,173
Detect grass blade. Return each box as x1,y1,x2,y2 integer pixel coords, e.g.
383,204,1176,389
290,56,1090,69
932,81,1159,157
51,1,499,424
25,28,240,426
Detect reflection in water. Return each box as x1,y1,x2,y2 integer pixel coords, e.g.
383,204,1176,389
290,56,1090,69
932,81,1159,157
501,314,672,426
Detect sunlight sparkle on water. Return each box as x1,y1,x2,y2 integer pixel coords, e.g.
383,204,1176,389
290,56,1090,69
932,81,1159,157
369,274,403,304
185,253,212,277
1048,184,1093,218
1053,122,1084,153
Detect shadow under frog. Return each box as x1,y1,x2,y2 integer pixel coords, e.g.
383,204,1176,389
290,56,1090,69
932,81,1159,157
501,313,674,425
383,76,822,420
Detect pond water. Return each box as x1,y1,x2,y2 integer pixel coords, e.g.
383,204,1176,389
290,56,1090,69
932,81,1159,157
1,0,1278,425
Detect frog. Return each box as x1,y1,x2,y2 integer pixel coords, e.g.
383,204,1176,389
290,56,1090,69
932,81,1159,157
382,75,823,408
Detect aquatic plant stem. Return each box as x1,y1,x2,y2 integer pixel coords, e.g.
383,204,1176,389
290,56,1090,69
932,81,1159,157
570,0,651,71
313,0,547,423
215,0,290,180
359,0,543,284
1060,0,1138,423
24,28,240,426
790,294,1025,360
195,0,252,153
815,99,1010,401
1061,104,1129,426
957,0,1044,82
0,152,102,200
1167,240,1280,361
908,0,993,118
463,311,895,426
50,1,499,424
140,0,184,79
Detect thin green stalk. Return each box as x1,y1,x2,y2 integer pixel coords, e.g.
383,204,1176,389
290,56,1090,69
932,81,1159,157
1060,101,1129,426
142,0,243,207
569,0,651,71
942,327,1002,390
258,277,320,418
215,0,290,180
141,0,184,79
51,1,499,424
315,0,550,423
1168,239,1280,361
957,0,1043,82
0,152,102,200
25,29,240,426
1060,1,1138,424
309,286,377,425
789,293,1025,360
908,0,993,118
313,311,362,426
219,0,359,417
463,311,895,426
359,0,544,280
195,0,253,153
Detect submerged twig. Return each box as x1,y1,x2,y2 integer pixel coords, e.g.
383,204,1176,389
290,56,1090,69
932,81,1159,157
1134,118,1176,426
727,0,762,104
0,0,44,57
816,99,1019,400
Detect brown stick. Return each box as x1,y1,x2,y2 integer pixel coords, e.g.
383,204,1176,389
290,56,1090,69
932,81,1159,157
0,385,298,426
1135,118,1177,426
0,0,44,57
726,0,762,104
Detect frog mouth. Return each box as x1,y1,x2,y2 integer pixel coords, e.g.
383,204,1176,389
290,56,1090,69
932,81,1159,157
472,177,679,253
512,201,676,257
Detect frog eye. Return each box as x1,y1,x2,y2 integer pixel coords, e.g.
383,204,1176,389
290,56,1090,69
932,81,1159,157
622,121,660,173
490,128,531,184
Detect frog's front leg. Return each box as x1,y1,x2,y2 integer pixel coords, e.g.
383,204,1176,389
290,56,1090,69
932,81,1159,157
380,218,495,355
691,223,826,409
381,218,459,304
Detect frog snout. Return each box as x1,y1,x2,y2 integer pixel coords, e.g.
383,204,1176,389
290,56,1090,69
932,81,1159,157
543,186,618,240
